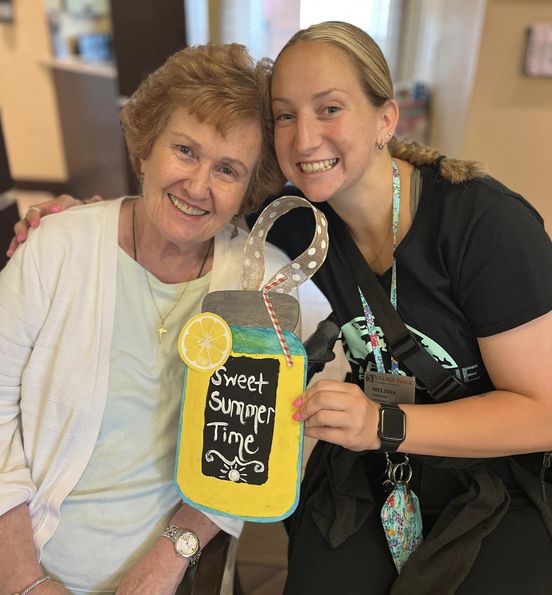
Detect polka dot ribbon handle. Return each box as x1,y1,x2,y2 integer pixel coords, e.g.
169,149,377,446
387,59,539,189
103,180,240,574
241,196,329,294
241,196,329,367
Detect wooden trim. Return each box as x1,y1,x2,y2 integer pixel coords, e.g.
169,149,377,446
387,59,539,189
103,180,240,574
13,179,71,195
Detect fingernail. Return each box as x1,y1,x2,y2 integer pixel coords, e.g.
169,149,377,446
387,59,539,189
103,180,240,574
293,398,302,407
293,412,301,421
51,205,61,212
16,234,25,242
6,248,13,257
30,220,38,228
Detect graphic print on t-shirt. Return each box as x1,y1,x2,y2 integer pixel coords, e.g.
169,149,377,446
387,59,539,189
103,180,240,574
341,316,480,390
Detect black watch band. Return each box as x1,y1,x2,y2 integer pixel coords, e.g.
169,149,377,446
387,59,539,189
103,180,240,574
377,403,406,452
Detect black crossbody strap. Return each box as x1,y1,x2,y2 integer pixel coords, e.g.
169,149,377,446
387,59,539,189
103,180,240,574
332,216,467,401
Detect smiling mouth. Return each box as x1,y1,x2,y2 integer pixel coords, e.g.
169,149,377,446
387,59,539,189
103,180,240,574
168,193,208,216
298,158,338,174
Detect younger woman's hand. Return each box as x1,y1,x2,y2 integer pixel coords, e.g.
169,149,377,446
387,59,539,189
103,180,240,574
6,194,102,257
293,379,379,451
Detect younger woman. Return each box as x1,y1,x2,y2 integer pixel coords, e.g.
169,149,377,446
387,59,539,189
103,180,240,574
266,21,552,595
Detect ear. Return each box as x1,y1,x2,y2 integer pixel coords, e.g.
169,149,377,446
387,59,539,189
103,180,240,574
379,99,399,136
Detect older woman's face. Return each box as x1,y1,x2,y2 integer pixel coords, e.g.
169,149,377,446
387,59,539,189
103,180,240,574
140,107,261,249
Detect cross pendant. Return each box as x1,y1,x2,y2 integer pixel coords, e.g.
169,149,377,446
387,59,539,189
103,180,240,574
156,324,168,343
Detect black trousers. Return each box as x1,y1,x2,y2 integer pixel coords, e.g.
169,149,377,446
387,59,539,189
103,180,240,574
284,457,552,595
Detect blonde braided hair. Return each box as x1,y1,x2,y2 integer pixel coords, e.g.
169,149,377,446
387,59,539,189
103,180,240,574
389,138,486,183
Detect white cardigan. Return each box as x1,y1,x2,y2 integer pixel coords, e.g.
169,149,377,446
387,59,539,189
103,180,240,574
0,197,297,556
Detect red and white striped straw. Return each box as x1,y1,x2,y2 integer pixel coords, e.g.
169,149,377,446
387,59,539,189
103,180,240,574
262,276,294,367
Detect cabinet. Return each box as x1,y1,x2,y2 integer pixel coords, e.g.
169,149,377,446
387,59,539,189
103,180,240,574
49,59,128,198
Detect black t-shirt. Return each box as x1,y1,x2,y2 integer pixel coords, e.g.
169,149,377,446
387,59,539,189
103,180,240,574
253,165,552,402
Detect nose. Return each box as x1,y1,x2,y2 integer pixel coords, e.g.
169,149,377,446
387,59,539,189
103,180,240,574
185,164,210,201
294,114,321,155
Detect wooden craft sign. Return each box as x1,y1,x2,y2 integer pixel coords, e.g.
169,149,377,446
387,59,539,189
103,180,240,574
176,197,329,522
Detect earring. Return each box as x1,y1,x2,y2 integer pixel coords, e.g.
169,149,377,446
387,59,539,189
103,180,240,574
377,142,385,150
231,214,239,239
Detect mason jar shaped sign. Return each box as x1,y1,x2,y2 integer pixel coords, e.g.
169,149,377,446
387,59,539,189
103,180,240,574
175,197,329,521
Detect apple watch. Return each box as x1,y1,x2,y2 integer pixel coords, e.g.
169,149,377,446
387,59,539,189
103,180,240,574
161,525,202,566
377,403,406,452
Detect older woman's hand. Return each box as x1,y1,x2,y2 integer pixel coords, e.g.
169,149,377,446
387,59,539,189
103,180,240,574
6,194,102,258
293,379,380,452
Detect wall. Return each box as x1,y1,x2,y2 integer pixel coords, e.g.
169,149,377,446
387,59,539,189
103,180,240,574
462,0,552,226
419,0,552,228
0,0,67,181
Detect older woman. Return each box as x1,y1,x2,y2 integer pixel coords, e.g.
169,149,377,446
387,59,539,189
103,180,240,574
0,44,293,595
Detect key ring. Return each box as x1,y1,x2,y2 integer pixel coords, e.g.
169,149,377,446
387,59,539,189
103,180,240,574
384,452,412,487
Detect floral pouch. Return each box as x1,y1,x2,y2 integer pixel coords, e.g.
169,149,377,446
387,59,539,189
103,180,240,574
380,454,423,572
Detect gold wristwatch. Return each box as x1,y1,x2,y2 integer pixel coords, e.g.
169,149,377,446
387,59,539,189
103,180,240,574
161,524,202,566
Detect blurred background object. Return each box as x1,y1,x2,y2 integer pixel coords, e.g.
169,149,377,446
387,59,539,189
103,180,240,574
0,110,18,270
0,111,12,195
0,0,14,22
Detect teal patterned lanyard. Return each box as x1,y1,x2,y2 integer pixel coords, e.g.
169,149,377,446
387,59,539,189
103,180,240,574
358,159,401,374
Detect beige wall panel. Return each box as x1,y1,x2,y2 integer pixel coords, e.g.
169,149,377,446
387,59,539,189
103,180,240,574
0,0,67,181
463,0,552,228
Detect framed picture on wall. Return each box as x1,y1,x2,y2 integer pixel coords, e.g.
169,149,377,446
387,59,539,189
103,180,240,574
0,0,14,22
63,0,109,17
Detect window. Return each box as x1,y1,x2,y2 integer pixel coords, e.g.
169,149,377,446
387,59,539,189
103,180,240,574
187,0,402,76
299,0,400,74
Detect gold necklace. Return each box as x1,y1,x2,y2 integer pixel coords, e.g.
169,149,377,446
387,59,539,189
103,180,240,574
132,201,213,343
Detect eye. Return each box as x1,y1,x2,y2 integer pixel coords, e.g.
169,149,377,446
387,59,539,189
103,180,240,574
176,145,193,156
218,164,238,179
274,112,295,122
323,105,341,115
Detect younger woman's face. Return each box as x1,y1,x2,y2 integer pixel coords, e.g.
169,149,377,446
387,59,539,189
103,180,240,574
271,41,390,205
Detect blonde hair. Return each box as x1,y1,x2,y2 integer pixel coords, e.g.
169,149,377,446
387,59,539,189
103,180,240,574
121,43,285,214
276,21,486,183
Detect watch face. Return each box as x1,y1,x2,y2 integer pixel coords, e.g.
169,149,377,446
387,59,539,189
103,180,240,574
175,531,199,557
380,408,406,441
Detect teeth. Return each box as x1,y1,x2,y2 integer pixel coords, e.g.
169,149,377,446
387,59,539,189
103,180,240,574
168,193,208,216
299,159,337,173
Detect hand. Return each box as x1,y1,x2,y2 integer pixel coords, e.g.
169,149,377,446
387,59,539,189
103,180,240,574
115,539,187,595
6,194,102,258
293,379,380,451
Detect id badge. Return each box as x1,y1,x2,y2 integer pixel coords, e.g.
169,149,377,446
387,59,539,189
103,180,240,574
364,371,416,404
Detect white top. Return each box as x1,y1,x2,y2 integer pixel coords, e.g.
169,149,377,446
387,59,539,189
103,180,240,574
41,250,212,593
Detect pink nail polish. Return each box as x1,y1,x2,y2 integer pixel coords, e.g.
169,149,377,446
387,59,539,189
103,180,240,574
30,220,38,228
16,234,24,242
51,205,62,212
293,412,301,421
293,398,302,407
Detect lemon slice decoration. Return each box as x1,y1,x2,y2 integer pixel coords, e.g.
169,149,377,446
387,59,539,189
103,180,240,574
179,312,232,372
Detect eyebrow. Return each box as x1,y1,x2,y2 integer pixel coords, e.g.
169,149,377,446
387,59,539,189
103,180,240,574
272,87,347,104
170,131,250,174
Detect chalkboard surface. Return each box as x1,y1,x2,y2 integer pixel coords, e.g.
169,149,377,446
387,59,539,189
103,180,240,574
202,355,279,485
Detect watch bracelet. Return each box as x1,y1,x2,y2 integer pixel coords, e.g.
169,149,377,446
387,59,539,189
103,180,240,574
161,524,182,541
12,576,51,595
